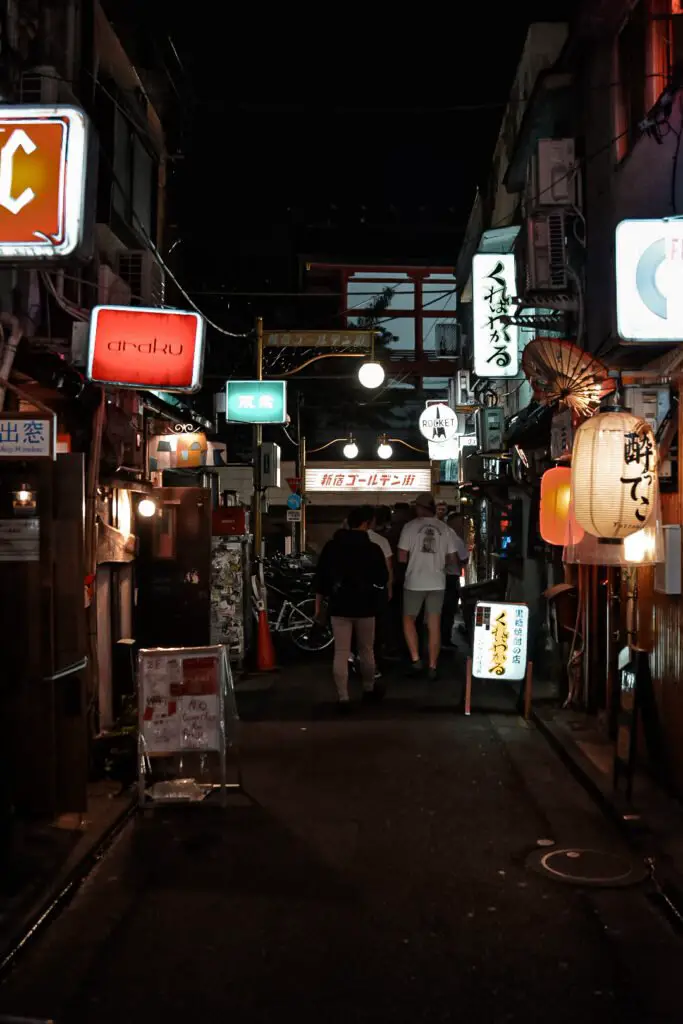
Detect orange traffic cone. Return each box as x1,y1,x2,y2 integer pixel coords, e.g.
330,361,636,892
256,606,277,671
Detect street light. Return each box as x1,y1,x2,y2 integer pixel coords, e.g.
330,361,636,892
377,434,393,460
358,360,385,389
137,497,158,518
342,438,359,459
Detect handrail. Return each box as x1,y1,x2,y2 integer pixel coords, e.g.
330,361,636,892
43,656,88,683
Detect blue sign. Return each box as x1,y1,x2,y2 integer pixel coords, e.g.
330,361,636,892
287,493,302,510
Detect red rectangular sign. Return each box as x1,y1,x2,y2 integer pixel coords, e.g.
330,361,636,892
87,305,206,392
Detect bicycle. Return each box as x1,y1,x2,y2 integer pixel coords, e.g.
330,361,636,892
251,564,333,653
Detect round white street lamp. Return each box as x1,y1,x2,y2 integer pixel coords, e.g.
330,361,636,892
358,361,385,389
342,439,359,459
377,439,393,460
137,497,158,518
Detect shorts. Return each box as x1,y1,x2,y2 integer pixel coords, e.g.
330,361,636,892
403,588,445,617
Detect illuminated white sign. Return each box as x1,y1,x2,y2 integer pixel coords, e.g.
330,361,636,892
472,253,519,378
615,219,683,341
305,467,431,493
428,437,460,460
419,403,459,442
472,601,528,681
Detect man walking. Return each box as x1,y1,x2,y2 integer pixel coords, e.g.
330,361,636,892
398,492,458,680
315,506,388,711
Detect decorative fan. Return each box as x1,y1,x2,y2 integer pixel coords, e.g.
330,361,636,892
522,338,616,417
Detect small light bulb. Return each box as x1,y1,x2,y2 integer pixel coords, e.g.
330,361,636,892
16,489,31,503
138,497,157,518
343,441,359,459
377,442,393,460
358,361,385,389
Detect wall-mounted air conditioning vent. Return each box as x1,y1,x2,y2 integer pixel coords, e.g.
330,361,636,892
527,211,568,291
98,266,132,307
527,138,577,211
116,250,164,306
21,66,76,106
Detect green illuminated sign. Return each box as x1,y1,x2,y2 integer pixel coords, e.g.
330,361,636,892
225,380,287,424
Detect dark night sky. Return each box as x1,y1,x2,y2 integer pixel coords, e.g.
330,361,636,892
119,2,581,309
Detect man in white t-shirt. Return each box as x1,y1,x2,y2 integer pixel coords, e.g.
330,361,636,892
398,492,465,679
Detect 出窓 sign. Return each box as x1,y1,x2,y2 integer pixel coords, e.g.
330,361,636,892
0,414,55,458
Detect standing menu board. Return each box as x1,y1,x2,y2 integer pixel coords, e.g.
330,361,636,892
138,645,242,806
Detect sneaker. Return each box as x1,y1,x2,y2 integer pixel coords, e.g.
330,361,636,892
374,669,382,680
428,666,439,682
363,684,386,703
337,700,353,715
406,659,423,677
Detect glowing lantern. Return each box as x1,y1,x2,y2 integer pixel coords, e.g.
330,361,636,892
571,411,657,539
539,467,581,546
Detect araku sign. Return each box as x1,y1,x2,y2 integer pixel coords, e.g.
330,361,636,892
0,106,90,259
87,306,206,392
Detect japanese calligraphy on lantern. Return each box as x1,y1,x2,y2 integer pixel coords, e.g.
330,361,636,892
620,428,656,526
472,253,519,379
472,601,528,681
305,467,431,493
0,414,54,458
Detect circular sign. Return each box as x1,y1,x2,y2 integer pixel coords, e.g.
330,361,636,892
287,493,302,510
419,403,459,442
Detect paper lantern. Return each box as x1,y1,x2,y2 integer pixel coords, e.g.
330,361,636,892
571,411,657,539
539,467,580,546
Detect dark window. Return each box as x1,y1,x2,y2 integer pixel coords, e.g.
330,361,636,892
617,0,647,154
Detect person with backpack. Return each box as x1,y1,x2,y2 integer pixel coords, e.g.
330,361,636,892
314,505,389,711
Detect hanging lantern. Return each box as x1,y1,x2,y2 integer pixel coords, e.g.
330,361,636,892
571,410,657,539
539,467,582,546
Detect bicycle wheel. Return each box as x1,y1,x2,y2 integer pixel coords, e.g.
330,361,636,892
288,598,334,652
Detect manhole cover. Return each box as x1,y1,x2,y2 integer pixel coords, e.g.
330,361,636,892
527,847,648,888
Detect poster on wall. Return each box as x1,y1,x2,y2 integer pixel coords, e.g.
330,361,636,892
472,601,529,681
210,538,245,659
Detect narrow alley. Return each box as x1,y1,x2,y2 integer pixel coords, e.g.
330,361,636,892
0,667,680,1023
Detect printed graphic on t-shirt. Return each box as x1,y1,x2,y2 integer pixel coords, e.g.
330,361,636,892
421,526,437,554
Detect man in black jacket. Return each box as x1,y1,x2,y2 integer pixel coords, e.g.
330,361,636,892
315,505,389,710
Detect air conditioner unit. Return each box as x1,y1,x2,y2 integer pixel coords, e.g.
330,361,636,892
527,211,568,290
98,265,132,307
116,250,164,306
20,65,77,106
528,138,577,210
475,406,505,453
435,323,459,359
455,369,475,406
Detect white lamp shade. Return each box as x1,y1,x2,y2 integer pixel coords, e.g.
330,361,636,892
358,361,385,389
571,410,658,539
377,442,393,460
138,497,157,518
343,441,359,459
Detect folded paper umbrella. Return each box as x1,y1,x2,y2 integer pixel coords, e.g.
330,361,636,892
522,338,616,417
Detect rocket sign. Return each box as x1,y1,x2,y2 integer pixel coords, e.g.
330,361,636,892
418,403,460,443
0,106,90,259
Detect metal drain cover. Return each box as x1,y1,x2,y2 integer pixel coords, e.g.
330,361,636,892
527,847,648,888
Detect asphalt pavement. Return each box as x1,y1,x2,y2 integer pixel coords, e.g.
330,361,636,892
0,659,680,1023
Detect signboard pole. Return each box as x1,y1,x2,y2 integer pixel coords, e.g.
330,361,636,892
254,317,264,559
464,657,473,716
523,661,533,721
299,434,307,554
